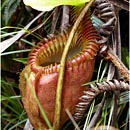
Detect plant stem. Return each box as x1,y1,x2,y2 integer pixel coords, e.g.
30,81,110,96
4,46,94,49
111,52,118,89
53,0,95,130
87,93,106,129
107,50,130,82
60,6,70,33
109,0,129,11
101,46,130,82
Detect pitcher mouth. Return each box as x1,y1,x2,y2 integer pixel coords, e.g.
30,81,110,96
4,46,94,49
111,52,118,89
28,31,99,75
28,11,100,75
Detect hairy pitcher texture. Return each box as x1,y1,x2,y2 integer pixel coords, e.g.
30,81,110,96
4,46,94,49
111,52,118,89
19,7,101,130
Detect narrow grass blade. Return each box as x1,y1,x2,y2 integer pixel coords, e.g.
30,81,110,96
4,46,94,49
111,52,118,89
0,12,44,53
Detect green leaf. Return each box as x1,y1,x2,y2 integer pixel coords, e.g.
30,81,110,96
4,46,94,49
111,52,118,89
4,0,21,25
23,0,90,11
13,57,28,64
